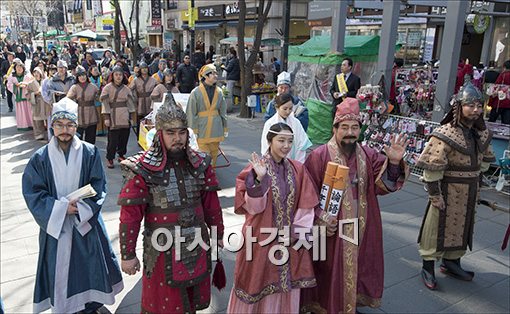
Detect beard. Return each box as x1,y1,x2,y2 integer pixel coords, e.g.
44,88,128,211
339,136,357,155
167,146,186,159
56,134,73,145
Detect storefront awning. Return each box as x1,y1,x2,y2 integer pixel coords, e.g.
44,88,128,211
182,22,224,30
225,20,258,27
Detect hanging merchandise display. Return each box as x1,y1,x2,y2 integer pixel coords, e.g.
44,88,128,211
356,84,387,112
394,67,438,119
486,83,510,103
361,111,439,177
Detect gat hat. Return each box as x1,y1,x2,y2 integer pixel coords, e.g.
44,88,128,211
57,60,68,68
277,71,291,86
198,64,216,79
51,98,78,124
333,97,361,125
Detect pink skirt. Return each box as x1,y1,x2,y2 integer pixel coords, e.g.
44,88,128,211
15,100,33,130
227,288,300,313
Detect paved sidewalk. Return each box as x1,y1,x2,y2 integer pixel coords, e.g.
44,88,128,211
1,99,508,313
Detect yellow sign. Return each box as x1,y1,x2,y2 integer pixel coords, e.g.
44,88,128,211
181,8,198,23
102,18,114,26
79,38,88,43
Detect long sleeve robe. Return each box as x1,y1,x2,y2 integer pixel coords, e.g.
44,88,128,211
228,157,318,313
300,142,408,314
22,136,123,313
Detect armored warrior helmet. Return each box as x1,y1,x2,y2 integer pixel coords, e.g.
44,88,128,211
455,81,483,105
155,92,187,130
441,81,486,130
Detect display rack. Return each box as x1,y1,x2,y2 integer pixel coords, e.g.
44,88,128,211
394,67,438,119
361,111,439,177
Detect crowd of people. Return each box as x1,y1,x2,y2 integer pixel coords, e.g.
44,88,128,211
0,38,503,313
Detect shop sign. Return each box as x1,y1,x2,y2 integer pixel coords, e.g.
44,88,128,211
65,23,76,34
167,18,177,29
466,14,490,34
225,3,257,17
73,12,83,24
151,0,162,19
308,17,331,27
152,18,162,26
83,19,96,31
198,5,224,20
308,1,333,20
164,32,173,48
181,8,198,22
147,25,163,34
97,17,114,31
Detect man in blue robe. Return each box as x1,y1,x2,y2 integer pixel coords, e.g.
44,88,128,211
22,98,123,313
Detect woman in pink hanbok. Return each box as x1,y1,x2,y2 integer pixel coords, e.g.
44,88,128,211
7,59,33,130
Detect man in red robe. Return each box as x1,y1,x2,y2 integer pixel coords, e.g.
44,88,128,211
117,93,224,313
301,97,410,314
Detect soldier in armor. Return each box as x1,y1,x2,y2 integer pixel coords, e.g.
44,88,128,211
117,93,224,313
417,82,495,290
130,62,157,135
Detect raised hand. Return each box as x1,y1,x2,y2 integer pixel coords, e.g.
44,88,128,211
383,133,410,165
249,152,267,181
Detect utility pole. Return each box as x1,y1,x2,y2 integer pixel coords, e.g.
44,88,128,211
330,1,347,54
281,0,291,71
189,0,195,64
432,0,469,122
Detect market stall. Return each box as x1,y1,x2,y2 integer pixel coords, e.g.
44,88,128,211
394,66,438,119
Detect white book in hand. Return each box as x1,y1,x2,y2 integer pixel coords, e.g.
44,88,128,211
66,184,97,201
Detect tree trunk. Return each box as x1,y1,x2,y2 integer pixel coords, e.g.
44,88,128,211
113,0,121,54
238,0,273,118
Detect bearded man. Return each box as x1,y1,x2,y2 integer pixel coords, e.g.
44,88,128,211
301,97,409,314
118,93,224,313
22,98,123,313
416,82,496,290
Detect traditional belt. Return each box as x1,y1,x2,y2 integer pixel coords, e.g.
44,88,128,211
198,111,218,117
110,101,127,108
80,100,95,107
139,92,151,98
443,170,480,178
144,219,205,230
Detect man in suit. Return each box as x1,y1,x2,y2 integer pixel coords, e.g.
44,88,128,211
330,57,361,118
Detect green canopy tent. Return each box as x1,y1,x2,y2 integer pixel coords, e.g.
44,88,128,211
288,35,401,144
35,29,66,38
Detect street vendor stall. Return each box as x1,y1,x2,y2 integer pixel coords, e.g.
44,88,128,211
394,66,438,119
